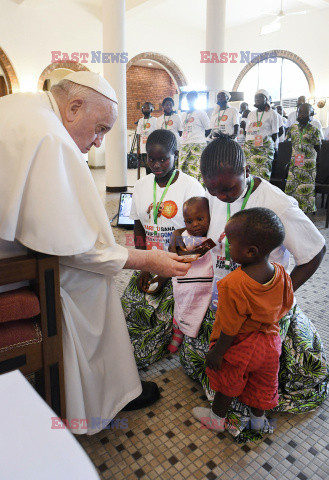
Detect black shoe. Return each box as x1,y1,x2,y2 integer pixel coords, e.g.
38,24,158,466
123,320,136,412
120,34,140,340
122,381,160,411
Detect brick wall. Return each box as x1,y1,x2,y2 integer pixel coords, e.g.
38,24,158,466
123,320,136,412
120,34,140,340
127,65,178,130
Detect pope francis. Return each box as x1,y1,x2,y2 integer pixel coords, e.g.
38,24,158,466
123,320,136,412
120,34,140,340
0,71,190,434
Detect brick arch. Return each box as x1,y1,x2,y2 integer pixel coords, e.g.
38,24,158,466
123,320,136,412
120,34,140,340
0,47,19,94
232,50,315,96
127,52,187,90
38,62,89,90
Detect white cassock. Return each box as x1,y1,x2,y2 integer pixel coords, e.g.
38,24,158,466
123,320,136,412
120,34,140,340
0,91,142,434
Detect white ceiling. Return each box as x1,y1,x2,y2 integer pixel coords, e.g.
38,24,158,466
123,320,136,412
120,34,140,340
13,0,329,29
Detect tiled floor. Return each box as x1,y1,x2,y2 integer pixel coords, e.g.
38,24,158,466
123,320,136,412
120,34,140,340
78,168,329,480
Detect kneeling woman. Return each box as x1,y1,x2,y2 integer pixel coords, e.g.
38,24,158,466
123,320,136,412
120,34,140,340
180,136,329,440
121,129,204,368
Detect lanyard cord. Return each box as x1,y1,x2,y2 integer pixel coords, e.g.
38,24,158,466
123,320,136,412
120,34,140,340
143,118,151,131
224,176,255,269
256,111,264,128
217,108,227,126
153,170,177,225
163,114,172,129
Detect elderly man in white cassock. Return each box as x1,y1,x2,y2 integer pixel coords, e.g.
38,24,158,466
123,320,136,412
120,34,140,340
0,71,191,435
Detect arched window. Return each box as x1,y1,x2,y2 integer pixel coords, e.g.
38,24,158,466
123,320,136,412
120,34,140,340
233,50,314,106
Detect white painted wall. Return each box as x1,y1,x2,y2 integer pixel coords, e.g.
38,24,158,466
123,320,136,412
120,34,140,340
1,0,328,107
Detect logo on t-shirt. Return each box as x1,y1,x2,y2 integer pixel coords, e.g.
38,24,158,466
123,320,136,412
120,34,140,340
168,119,173,126
162,201,178,219
147,200,178,219
221,115,228,121
188,117,195,123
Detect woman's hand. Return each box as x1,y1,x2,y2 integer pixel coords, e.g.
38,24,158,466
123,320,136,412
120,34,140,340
136,271,152,293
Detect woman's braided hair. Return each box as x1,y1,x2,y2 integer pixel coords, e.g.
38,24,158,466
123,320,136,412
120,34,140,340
200,136,246,177
146,129,177,154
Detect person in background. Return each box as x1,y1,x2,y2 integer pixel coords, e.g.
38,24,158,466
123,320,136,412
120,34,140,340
193,208,294,438
179,91,211,182
210,90,239,140
286,96,306,127
287,97,324,139
239,102,250,122
286,103,321,214
137,101,157,175
156,97,182,151
243,89,280,180
274,105,286,148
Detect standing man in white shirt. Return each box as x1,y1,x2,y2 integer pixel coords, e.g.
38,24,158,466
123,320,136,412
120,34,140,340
243,89,279,181
210,90,239,140
179,91,211,182
286,96,306,127
136,102,157,176
287,96,324,139
156,97,182,151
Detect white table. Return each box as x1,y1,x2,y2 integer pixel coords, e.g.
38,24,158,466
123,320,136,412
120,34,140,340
0,370,100,480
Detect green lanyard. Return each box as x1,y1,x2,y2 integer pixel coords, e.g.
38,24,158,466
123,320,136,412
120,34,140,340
153,170,177,228
224,177,254,269
163,115,171,129
217,109,227,126
143,118,151,131
256,111,264,128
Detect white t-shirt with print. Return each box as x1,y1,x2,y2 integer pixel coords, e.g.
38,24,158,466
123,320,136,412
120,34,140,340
181,110,210,145
136,116,157,154
245,109,279,142
156,113,182,149
130,171,205,250
205,179,325,310
210,105,239,136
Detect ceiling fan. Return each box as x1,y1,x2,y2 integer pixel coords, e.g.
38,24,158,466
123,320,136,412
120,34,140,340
260,0,308,35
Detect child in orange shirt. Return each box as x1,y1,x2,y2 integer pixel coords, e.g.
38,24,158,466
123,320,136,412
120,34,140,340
193,207,294,435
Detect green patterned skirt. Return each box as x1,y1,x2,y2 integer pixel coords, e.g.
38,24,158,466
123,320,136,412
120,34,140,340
121,271,174,368
180,304,329,442
243,137,275,181
179,143,207,183
285,155,317,214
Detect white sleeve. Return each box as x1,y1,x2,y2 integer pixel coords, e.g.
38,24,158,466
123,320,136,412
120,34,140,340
200,111,211,130
136,119,142,135
60,241,129,276
156,116,163,129
176,114,182,131
150,117,157,133
279,202,325,266
129,189,139,220
271,111,279,135
232,108,239,126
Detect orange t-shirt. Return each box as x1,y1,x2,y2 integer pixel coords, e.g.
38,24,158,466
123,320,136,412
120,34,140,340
210,263,294,342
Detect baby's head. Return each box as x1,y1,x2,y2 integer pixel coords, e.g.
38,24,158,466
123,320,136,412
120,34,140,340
183,197,210,237
225,207,285,265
